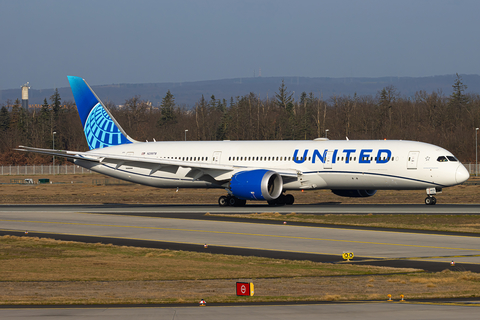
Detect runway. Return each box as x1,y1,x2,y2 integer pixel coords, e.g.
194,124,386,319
1,203,479,215
1,204,480,271
1,302,480,320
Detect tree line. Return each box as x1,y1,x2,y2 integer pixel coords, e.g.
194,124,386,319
0,74,479,165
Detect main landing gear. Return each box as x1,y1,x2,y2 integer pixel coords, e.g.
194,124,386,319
267,194,295,206
218,195,246,207
218,194,295,207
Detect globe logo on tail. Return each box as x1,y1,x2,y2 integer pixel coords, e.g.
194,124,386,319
84,103,128,149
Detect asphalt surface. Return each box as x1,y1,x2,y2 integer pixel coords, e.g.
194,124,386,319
1,203,480,214
1,302,480,319
1,204,480,272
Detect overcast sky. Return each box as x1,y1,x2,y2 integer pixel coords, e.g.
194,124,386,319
1,0,479,90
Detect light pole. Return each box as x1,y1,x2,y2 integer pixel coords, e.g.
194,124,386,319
185,129,188,141
476,128,479,177
325,129,329,139
52,131,56,175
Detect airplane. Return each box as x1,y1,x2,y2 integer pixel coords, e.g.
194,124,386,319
16,76,470,206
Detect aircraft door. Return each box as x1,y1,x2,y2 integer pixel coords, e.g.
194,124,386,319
407,151,419,169
212,151,222,164
323,151,334,169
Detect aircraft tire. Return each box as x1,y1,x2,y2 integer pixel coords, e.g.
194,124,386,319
267,197,287,206
285,194,295,205
237,199,247,206
267,200,276,206
425,196,436,205
276,195,286,206
218,196,228,207
228,197,246,207
228,196,236,206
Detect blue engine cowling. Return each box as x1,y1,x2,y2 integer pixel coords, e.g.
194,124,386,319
331,189,377,197
230,169,283,201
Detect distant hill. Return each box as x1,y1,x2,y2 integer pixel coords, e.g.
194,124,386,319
2,74,480,108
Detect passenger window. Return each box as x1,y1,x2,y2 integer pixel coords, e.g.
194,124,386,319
437,156,448,162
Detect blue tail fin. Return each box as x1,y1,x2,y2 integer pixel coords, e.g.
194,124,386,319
68,76,135,150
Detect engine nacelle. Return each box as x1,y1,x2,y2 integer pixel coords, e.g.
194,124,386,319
230,169,283,201
331,189,377,198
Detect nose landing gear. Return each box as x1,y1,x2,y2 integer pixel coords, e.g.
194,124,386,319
425,187,440,205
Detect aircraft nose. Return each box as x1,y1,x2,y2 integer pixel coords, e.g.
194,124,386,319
456,164,470,184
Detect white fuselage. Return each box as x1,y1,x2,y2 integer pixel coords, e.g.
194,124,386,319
74,139,469,191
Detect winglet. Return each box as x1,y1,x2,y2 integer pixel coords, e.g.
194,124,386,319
67,76,136,150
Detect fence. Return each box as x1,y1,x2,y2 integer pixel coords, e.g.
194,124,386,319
0,163,479,176
463,163,480,176
0,165,94,175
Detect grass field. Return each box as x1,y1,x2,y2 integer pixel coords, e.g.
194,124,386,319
2,236,480,305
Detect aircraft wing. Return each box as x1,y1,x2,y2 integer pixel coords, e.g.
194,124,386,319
16,146,300,181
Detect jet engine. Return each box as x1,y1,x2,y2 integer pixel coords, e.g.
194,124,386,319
331,189,377,197
230,169,283,201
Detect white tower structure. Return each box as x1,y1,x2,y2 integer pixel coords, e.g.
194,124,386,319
21,82,30,110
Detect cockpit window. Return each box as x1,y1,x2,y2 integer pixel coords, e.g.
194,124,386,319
437,156,448,162
446,156,458,162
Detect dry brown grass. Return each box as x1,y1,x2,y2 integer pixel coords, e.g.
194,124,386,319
0,236,414,282
0,174,478,205
1,236,480,305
